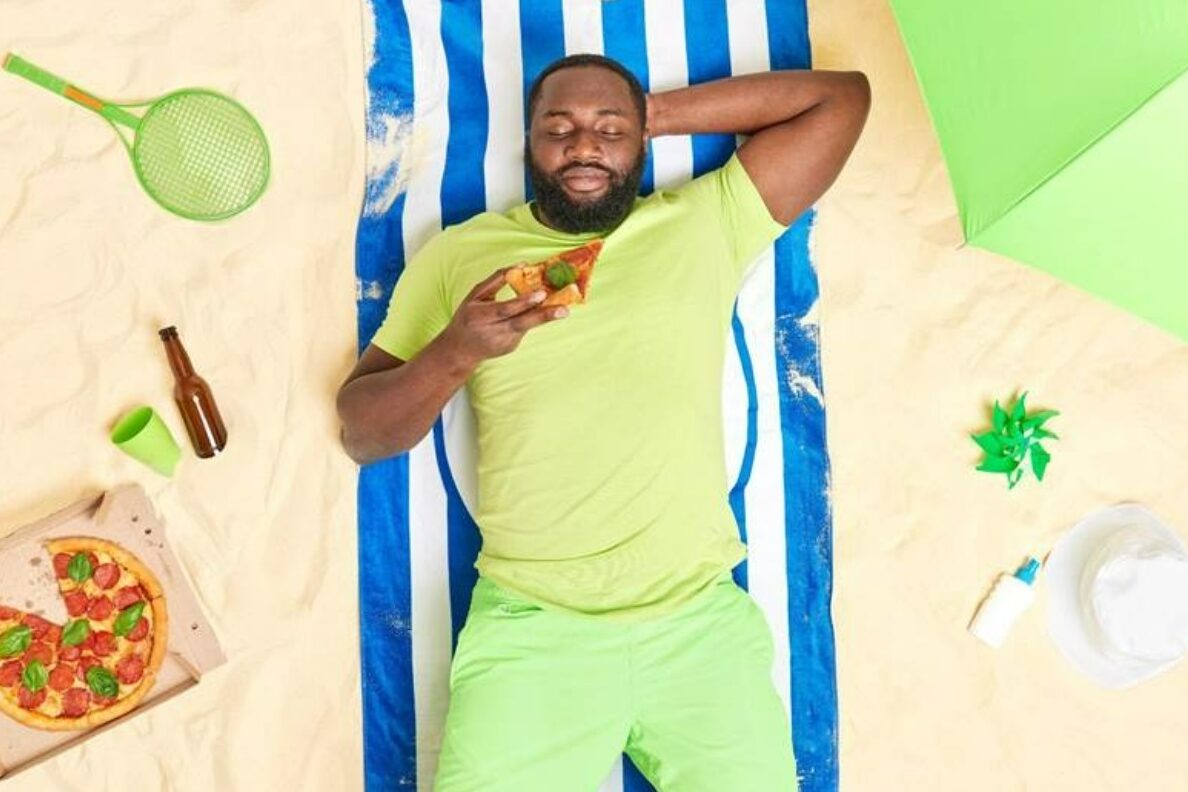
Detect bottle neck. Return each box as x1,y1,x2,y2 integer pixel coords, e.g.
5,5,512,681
162,336,195,379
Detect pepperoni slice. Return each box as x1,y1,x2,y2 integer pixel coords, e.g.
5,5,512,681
91,631,117,657
79,631,96,653
0,605,20,621
0,660,22,687
126,617,150,642
87,596,115,621
58,645,82,662
49,664,76,692
22,614,51,639
52,553,72,579
18,686,46,710
113,587,143,610
76,656,102,682
65,591,90,617
60,687,91,718
22,641,54,666
115,655,145,685
93,563,121,590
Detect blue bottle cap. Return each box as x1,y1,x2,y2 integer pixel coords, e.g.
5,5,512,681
1014,557,1041,585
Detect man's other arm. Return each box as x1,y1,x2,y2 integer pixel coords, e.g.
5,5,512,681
647,69,870,225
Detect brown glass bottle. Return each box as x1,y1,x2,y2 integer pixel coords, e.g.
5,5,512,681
159,326,227,458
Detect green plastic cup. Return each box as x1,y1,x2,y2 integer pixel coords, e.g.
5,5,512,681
111,406,181,476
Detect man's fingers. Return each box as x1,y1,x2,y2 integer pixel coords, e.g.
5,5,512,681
505,304,569,333
490,289,549,319
467,268,511,302
466,261,532,302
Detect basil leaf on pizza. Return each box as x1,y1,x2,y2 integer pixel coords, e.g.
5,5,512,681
62,619,90,647
113,601,146,637
21,661,47,693
545,261,577,289
86,666,120,699
67,552,93,583
0,625,31,658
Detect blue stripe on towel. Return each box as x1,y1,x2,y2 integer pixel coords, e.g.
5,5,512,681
433,420,481,651
763,4,838,787
438,0,487,650
728,309,758,593
774,213,837,792
355,1,417,787
683,0,736,175
519,0,565,199
600,0,655,196
441,1,489,227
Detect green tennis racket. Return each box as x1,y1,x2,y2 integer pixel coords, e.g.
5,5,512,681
3,53,270,222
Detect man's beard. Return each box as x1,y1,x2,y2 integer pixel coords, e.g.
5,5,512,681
526,144,646,234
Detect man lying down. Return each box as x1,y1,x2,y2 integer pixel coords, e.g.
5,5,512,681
337,54,869,791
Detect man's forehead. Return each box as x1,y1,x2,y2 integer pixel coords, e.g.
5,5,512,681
535,67,636,118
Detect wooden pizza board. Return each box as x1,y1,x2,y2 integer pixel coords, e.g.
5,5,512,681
0,484,225,780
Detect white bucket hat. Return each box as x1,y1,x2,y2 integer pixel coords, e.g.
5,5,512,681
1046,504,1188,689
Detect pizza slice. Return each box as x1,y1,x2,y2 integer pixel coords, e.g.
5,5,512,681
504,240,603,308
0,537,168,731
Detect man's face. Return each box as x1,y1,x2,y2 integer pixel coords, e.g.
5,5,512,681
527,66,647,234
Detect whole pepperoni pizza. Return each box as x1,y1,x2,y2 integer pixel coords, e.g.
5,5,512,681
0,537,167,730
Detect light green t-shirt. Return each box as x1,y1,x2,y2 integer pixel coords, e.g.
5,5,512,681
372,153,786,619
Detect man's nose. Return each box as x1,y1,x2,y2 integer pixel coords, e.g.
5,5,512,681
565,130,602,161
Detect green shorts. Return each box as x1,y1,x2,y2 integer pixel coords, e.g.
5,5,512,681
434,572,798,791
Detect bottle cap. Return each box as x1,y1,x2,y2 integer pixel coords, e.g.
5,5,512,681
1014,557,1041,585
159,326,179,340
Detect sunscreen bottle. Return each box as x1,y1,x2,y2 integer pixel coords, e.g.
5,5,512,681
969,557,1041,648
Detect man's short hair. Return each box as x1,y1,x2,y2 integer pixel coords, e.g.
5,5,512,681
526,54,647,126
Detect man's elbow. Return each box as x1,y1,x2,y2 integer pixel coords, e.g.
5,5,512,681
336,389,391,465
338,421,410,466
340,427,379,466
839,70,871,116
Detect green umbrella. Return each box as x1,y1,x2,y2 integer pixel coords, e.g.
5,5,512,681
890,1,1188,342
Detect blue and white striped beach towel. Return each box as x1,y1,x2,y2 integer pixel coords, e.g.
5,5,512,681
353,2,835,789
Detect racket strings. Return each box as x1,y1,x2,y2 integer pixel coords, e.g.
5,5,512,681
134,92,268,219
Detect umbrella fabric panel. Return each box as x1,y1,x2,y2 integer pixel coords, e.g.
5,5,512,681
890,0,1188,240
974,69,1188,341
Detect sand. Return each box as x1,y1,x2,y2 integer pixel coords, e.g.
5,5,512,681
0,0,365,789
1,0,1186,789
812,1,1188,789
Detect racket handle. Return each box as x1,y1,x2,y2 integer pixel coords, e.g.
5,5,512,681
4,53,140,130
